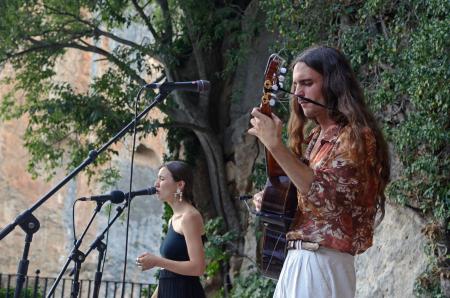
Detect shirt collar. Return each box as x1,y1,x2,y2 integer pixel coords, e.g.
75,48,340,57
309,124,341,144
320,124,341,143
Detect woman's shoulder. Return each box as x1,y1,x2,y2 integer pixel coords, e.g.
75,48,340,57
180,208,205,237
181,208,204,226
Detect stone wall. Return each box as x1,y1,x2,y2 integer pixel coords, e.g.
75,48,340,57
355,203,427,297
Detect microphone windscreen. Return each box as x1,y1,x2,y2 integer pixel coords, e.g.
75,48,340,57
147,186,157,195
109,190,125,204
197,80,210,92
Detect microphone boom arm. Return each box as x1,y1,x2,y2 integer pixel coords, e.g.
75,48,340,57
1,87,171,297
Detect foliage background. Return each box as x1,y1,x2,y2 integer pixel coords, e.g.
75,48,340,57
0,0,448,296
260,0,449,295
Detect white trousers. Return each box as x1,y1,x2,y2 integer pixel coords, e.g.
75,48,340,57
273,246,355,298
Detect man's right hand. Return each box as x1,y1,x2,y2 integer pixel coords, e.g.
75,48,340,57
253,191,264,212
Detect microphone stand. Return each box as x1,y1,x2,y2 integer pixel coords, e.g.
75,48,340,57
240,195,294,223
84,192,142,298
0,88,171,298
12,213,40,298
92,239,106,298
47,201,103,298
55,192,144,298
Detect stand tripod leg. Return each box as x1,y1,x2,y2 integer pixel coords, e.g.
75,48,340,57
93,241,106,298
70,250,85,298
14,233,32,298
14,213,40,298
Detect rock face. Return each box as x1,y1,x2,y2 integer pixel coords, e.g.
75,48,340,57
355,203,428,297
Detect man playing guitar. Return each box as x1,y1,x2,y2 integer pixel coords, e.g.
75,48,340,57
249,46,390,298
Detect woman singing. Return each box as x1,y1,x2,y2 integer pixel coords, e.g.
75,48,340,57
136,161,206,298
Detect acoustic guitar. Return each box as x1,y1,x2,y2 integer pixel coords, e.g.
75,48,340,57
257,54,298,279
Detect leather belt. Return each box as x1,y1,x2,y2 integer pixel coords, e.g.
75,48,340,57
286,240,320,251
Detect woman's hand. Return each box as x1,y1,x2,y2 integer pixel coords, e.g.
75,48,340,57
134,212,206,277
136,252,160,271
253,191,264,212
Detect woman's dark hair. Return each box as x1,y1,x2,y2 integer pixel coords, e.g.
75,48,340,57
287,45,390,224
162,160,194,204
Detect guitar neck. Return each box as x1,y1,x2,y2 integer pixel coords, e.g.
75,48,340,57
259,53,288,178
260,104,284,177
265,148,286,177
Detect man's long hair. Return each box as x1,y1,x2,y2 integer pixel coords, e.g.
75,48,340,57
287,45,390,223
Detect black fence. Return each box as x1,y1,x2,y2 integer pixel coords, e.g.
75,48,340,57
0,271,155,298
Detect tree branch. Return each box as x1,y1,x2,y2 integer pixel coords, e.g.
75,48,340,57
24,37,146,85
43,3,158,58
155,0,173,43
131,0,161,41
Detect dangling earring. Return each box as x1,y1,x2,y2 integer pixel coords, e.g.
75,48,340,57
175,188,183,202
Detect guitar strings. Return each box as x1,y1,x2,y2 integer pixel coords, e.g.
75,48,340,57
265,232,284,274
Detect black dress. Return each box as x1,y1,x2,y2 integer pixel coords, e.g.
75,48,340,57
157,222,206,298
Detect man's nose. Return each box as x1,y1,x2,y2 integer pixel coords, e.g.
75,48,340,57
294,85,304,96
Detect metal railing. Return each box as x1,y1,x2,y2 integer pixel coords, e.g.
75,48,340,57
0,271,155,298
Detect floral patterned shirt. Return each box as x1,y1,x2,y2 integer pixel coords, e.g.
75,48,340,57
286,124,381,255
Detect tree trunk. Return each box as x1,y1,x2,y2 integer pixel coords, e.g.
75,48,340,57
194,130,240,233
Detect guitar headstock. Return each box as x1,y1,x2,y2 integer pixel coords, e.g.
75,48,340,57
260,54,286,116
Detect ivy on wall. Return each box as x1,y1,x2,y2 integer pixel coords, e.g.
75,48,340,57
260,0,449,295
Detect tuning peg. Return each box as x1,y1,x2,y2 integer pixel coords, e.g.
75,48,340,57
269,98,276,106
280,67,287,74
278,82,284,89
278,75,285,82
264,79,272,89
271,85,279,91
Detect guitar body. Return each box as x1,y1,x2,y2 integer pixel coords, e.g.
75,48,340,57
256,54,299,279
260,176,297,279
261,175,297,228
260,221,289,279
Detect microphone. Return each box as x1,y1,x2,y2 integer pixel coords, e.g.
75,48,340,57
239,195,253,201
126,187,157,198
79,187,157,204
145,80,210,93
79,190,125,204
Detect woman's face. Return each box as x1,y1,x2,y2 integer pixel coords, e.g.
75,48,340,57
154,167,178,202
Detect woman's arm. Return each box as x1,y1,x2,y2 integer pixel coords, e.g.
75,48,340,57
150,286,158,298
137,211,206,276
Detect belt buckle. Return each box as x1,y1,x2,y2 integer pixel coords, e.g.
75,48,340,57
302,241,320,251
